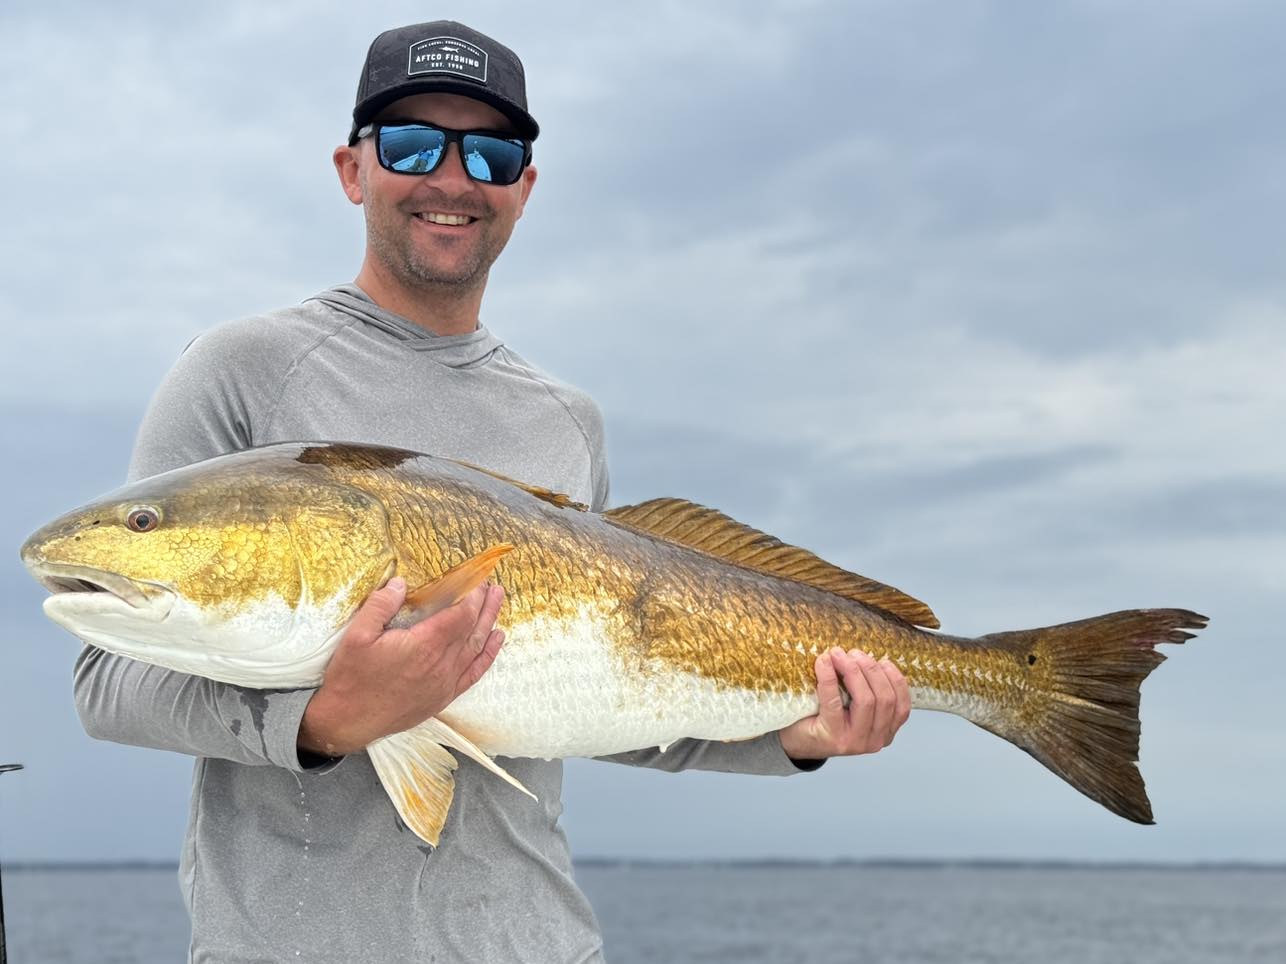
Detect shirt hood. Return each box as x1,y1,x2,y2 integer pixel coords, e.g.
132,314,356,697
306,284,505,369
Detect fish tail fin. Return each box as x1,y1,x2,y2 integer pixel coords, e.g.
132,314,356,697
977,608,1207,824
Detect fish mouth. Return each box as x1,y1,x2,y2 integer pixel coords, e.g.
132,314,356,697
29,562,173,616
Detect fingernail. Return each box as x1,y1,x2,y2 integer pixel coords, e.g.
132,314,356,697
388,577,405,592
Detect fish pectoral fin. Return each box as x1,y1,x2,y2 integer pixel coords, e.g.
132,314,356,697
367,727,459,847
400,544,514,622
426,717,536,801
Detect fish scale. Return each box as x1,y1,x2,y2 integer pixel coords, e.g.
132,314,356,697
21,441,1207,844
348,459,1173,766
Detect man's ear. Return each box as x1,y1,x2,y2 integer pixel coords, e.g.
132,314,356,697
333,145,364,205
515,164,537,220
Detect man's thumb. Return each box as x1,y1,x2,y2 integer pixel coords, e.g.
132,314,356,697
353,577,407,636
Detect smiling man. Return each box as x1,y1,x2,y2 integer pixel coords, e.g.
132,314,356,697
73,20,909,962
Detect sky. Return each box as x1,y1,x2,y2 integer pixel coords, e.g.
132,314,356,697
1,0,1283,865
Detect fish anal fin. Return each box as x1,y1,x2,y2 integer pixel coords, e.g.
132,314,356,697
398,544,514,623
426,716,536,801
604,498,939,629
447,458,588,511
367,726,459,846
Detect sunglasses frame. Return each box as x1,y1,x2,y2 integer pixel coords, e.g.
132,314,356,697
356,120,533,185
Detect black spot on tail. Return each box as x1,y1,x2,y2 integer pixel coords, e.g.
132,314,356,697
980,608,1207,824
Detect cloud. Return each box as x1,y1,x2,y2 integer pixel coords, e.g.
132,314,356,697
2,0,1283,862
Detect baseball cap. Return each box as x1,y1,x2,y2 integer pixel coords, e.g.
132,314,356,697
349,21,538,144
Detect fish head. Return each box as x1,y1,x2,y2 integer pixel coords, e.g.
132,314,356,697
20,451,397,687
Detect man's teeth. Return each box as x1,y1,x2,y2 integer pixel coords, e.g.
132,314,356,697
417,212,474,226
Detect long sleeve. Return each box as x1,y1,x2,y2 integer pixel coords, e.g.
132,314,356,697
74,647,317,770
598,732,819,776
72,327,321,771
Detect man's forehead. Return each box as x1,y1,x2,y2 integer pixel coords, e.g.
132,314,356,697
373,92,513,131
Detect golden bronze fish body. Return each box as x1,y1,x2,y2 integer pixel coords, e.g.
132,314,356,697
21,442,1206,844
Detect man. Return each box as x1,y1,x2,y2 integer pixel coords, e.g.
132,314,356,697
74,21,910,962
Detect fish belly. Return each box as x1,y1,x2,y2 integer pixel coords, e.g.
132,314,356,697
439,603,818,760
907,685,1006,729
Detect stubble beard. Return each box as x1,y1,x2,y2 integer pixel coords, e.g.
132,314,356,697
366,193,512,296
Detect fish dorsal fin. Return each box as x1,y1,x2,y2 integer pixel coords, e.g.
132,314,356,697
604,498,940,629
448,459,588,511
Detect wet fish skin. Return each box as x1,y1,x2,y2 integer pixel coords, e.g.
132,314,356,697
20,442,1206,843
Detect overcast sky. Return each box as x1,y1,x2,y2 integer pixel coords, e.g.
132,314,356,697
1,0,1283,865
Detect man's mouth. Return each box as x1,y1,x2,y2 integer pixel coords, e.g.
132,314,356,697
414,212,478,226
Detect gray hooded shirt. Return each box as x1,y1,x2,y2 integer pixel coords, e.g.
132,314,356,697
73,286,812,963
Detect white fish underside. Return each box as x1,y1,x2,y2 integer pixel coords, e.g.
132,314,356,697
441,605,822,760
441,603,1009,760
42,588,350,690
44,578,1005,762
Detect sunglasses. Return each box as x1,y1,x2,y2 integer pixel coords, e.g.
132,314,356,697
356,121,532,186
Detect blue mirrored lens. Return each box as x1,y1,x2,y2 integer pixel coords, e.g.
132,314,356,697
379,125,445,173
462,134,526,184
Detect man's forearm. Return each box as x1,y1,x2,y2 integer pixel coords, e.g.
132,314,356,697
74,645,318,771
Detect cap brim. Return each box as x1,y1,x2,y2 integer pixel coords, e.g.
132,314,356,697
350,79,539,143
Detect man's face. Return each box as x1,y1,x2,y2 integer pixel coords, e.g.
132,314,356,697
337,92,537,293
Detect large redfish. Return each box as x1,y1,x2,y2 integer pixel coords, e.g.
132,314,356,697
20,442,1205,844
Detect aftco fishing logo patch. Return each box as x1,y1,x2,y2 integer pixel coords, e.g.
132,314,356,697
407,37,488,83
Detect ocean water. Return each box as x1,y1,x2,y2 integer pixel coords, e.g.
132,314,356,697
3,863,1284,963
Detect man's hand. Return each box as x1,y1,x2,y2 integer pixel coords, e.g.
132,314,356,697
778,648,911,763
298,577,505,757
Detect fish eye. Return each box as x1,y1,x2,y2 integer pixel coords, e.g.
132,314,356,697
126,506,161,533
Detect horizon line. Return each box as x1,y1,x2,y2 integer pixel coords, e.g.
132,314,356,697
5,857,1284,872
